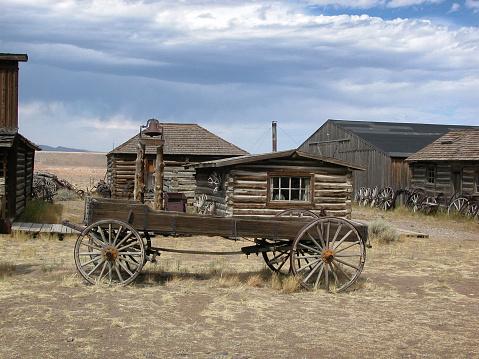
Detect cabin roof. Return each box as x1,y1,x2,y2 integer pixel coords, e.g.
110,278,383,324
406,129,479,162
0,53,28,62
0,128,41,151
189,149,366,171
326,120,477,158
109,123,248,157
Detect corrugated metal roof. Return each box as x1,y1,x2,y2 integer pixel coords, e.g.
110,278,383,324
406,129,479,162
330,120,477,157
190,149,366,171
109,123,248,156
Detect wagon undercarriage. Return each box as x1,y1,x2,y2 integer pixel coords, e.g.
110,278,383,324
67,198,369,292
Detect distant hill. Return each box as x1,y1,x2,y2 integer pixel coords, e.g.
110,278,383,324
39,145,91,152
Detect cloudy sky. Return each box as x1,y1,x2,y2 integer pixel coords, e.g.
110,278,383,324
1,0,478,153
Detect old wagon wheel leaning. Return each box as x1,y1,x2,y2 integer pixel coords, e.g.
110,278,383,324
262,209,320,274
74,219,146,285
448,197,469,217
377,187,395,211
407,190,425,212
290,217,366,292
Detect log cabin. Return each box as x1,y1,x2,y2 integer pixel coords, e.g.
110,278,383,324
406,129,479,200
188,149,365,218
0,53,40,229
107,123,248,205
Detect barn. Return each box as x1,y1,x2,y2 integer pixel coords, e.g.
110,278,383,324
297,120,476,194
189,149,365,218
0,53,40,228
107,123,248,205
406,129,479,199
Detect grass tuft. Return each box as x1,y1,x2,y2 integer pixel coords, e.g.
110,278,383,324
18,199,62,224
0,261,16,278
271,272,302,293
53,189,80,202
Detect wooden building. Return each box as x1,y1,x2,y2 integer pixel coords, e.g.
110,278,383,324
0,53,40,224
406,129,479,199
297,120,476,194
107,123,248,205
189,149,365,218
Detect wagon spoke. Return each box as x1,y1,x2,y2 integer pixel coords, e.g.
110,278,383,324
296,257,322,273
313,263,325,289
298,242,322,255
330,223,343,249
97,260,108,283
306,231,324,251
335,240,361,254
81,254,103,267
117,259,134,277
332,261,352,282
332,229,353,251
334,257,360,271
112,225,124,246
303,260,322,284
114,262,124,283
85,257,105,275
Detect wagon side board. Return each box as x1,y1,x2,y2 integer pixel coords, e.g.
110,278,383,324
84,197,368,242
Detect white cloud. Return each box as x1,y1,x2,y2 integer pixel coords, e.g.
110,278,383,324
447,3,461,13
465,0,479,10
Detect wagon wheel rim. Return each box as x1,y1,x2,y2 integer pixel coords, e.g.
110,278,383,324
262,209,320,274
74,219,145,285
290,217,366,292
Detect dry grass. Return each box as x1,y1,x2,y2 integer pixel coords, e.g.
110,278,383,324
0,206,478,358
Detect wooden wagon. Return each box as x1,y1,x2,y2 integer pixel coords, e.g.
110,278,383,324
66,197,369,292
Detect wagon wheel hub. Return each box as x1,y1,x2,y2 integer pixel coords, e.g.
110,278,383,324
321,249,335,263
103,246,118,261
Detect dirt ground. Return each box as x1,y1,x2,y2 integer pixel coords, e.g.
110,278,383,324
0,200,478,359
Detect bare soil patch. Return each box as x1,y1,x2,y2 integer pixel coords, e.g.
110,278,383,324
1,202,478,358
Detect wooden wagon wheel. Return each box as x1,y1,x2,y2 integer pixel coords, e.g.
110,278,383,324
262,209,320,274
407,191,425,212
290,217,366,292
448,197,469,217
74,219,146,285
377,187,394,211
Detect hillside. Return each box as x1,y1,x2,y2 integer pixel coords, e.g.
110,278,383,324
34,151,108,189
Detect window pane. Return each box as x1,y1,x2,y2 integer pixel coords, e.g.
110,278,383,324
270,175,311,202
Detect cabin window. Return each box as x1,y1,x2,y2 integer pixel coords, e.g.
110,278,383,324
426,166,436,184
269,175,311,202
475,171,479,194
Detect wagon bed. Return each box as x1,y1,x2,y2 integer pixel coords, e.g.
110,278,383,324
68,197,369,292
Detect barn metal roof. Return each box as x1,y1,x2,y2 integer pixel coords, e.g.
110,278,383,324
406,129,479,162
329,120,477,158
189,149,366,171
108,123,248,157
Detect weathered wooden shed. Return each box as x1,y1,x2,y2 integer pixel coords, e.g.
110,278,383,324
297,120,476,194
0,53,40,224
406,129,479,199
189,149,365,218
107,123,248,204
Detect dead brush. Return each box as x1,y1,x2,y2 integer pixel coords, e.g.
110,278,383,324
271,272,302,293
369,219,399,243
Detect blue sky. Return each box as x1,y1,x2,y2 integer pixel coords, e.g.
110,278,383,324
1,0,478,153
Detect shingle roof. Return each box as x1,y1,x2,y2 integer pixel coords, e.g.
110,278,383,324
108,123,248,156
406,129,479,162
330,120,477,157
190,149,366,171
